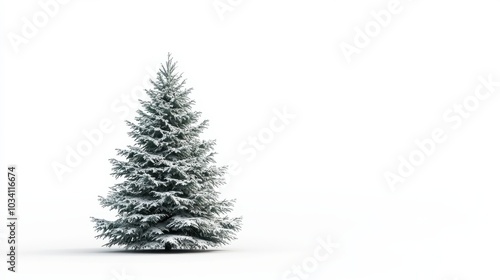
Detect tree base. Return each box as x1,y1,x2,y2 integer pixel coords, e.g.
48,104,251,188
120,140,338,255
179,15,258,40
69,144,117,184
164,243,173,251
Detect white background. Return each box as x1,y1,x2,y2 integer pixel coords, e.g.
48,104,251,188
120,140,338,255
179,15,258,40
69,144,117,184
1,0,500,279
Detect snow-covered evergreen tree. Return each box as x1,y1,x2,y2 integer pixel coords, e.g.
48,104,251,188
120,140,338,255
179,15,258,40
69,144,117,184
91,54,241,250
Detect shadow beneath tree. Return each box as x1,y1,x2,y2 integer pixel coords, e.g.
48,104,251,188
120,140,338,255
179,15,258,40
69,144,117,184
103,249,221,254
26,248,227,256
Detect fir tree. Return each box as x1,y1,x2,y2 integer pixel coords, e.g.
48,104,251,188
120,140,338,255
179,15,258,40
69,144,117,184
91,54,241,250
